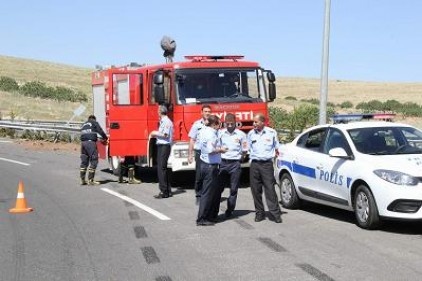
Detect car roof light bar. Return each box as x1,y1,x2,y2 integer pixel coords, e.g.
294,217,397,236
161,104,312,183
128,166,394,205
331,113,396,124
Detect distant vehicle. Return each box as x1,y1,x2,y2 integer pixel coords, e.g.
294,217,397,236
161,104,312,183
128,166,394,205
275,119,422,229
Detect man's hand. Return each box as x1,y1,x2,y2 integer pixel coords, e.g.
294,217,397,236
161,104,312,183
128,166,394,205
188,154,193,164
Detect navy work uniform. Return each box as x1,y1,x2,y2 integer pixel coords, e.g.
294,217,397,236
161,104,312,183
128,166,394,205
156,115,174,197
247,126,282,221
218,127,247,217
188,118,206,199
80,117,107,185
197,126,221,225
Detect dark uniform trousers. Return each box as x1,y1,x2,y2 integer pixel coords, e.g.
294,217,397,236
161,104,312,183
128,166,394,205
80,140,98,169
250,160,281,217
157,144,171,195
197,162,220,223
219,159,241,213
194,149,203,198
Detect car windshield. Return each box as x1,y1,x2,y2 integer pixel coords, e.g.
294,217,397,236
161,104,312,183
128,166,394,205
174,68,267,104
348,126,422,155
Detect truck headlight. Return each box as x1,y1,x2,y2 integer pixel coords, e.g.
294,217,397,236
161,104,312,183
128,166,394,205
373,169,419,186
173,149,189,158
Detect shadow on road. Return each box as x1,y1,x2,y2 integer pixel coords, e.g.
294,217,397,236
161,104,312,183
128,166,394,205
294,201,422,235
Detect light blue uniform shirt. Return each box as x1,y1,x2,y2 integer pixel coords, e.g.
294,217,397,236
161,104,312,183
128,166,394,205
188,118,206,150
247,126,279,161
156,115,173,145
219,128,247,160
199,126,221,164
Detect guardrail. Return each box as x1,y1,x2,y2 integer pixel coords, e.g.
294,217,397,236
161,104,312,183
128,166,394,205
0,120,82,142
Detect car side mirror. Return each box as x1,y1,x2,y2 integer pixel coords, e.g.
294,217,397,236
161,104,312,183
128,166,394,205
329,147,352,159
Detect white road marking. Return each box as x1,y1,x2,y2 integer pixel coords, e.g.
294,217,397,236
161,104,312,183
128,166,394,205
0,157,30,166
101,188,171,221
0,140,13,143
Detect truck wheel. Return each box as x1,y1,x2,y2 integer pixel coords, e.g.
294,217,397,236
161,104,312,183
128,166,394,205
279,173,300,209
354,184,381,229
109,156,121,176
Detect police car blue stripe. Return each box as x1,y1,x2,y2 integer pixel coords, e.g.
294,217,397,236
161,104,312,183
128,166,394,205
278,160,316,179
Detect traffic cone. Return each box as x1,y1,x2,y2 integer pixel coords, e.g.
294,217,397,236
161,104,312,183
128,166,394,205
9,181,33,213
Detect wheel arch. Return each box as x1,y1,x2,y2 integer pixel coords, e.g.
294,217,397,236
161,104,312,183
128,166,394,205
350,179,376,209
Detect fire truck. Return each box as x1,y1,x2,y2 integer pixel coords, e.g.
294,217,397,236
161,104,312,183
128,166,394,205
91,55,277,174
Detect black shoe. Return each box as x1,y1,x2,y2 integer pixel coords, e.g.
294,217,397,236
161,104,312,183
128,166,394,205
274,216,282,223
254,214,265,222
225,210,232,218
154,193,169,199
197,220,215,226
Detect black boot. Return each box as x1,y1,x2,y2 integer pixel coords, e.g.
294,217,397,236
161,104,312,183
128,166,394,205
80,167,87,185
128,168,141,184
87,168,100,185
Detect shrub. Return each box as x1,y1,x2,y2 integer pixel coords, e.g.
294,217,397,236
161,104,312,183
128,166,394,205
339,101,353,109
0,76,19,92
285,96,297,101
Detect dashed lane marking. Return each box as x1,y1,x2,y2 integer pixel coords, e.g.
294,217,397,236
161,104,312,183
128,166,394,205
101,188,171,221
0,157,30,166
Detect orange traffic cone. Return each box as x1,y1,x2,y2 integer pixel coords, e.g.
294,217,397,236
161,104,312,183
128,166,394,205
9,181,33,213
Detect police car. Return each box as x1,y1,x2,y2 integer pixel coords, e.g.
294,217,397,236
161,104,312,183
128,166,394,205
275,115,422,229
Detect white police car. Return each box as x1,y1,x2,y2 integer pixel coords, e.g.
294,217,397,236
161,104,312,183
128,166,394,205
275,118,422,229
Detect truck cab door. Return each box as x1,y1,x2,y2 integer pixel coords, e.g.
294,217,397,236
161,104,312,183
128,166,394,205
108,69,148,157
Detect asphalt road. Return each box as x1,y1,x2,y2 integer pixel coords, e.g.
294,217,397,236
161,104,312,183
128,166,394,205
1,138,422,281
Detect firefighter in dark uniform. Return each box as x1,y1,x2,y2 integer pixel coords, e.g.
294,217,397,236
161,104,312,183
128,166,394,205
80,115,108,185
247,113,282,223
118,156,141,184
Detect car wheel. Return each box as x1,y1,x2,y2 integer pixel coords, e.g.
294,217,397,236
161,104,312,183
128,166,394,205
279,173,300,209
354,185,381,229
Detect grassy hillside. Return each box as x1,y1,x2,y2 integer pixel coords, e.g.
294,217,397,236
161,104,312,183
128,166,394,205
1,55,422,124
0,55,92,121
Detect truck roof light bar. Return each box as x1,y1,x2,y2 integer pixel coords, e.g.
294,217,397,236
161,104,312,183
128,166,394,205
184,55,244,62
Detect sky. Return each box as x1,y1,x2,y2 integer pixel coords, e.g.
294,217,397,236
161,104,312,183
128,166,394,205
1,0,421,82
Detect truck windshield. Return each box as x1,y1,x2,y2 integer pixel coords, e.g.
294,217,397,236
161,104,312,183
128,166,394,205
175,68,267,104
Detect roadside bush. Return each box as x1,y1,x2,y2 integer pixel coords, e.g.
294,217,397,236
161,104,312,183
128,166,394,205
0,76,19,92
17,80,87,102
269,106,288,130
285,96,297,101
339,101,353,109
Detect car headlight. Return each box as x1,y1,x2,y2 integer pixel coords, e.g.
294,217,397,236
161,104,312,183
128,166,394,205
173,149,189,158
373,169,419,186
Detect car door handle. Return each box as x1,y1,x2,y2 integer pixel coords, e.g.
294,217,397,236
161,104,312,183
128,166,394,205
316,164,324,169
110,122,120,129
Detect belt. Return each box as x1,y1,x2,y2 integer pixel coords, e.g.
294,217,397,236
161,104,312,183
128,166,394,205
201,161,219,166
157,144,171,146
251,159,272,163
221,159,240,163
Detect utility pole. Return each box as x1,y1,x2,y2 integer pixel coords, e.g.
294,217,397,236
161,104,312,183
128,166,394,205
319,0,331,125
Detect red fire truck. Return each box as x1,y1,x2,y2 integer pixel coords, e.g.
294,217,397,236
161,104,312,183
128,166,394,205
91,55,276,174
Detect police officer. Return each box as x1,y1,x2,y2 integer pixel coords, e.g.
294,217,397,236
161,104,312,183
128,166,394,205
218,113,247,218
150,105,173,199
247,113,282,223
80,115,108,185
188,104,212,204
197,115,227,226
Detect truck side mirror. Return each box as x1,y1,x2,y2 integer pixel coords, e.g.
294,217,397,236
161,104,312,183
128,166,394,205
267,71,276,101
153,71,165,104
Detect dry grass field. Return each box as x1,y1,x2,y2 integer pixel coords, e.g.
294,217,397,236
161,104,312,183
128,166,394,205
1,55,422,126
